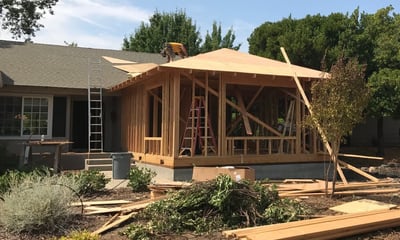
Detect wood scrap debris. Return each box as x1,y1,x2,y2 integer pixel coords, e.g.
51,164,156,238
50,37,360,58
222,208,400,240
71,199,132,207
148,182,192,199
71,196,167,235
274,179,400,198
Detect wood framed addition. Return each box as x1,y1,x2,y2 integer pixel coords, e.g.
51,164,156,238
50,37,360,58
111,48,327,169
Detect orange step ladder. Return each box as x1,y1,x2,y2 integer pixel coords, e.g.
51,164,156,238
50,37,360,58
179,96,217,156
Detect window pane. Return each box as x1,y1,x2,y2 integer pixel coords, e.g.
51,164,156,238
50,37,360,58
0,96,22,136
22,97,50,136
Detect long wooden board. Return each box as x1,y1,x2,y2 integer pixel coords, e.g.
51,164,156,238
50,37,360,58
223,209,400,240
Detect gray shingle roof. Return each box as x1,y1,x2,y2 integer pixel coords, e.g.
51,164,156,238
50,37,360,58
0,40,165,89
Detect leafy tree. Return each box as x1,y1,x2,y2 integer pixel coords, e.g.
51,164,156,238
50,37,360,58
367,69,400,155
248,13,350,70
308,56,370,193
122,10,202,56
200,21,241,52
123,10,241,56
249,6,400,155
0,0,58,39
360,6,400,155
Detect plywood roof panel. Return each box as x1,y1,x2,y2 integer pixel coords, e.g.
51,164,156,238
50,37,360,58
161,48,327,79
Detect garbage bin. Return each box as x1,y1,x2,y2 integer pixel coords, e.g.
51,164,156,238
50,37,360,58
111,152,132,179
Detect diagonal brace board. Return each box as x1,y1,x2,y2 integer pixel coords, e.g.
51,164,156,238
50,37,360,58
280,47,379,184
280,47,348,184
234,89,253,135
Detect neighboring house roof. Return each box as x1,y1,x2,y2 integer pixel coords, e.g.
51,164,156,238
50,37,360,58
0,40,165,89
110,48,328,91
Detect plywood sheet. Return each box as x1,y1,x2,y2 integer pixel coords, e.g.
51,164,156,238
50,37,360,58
330,199,397,213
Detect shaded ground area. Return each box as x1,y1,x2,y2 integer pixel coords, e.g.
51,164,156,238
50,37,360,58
1,186,400,240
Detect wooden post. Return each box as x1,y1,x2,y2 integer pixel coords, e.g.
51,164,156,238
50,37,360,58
296,90,301,154
219,72,226,156
280,47,348,184
172,72,180,158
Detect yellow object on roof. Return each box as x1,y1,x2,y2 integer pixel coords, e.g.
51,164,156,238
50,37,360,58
168,42,185,53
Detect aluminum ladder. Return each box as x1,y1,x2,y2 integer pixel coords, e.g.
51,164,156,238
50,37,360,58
88,58,103,152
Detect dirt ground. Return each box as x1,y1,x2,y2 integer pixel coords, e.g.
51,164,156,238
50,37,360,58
1,147,400,240
1,186,400,240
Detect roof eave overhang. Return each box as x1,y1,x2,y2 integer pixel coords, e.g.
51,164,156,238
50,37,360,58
109,66,161,92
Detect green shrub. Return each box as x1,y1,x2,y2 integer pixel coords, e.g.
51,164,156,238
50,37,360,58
122,175,312,239
127,167,156,192
123,175,280,238
121,224,152,240
0,167,53,195
58,230,99,240
0,174,79,233
68,170,110,195
263,198,311,224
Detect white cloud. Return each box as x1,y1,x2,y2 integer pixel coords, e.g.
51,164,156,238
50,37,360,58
0,0,151,50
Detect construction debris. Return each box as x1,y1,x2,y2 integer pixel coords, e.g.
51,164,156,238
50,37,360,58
362,161,400,177
275,179,400,198
72,177,400,238
71,196,166,235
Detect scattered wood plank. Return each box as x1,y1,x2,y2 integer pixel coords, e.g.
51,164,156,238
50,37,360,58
88,195,168,236
280,188,400,197
92,212,137,236
338,159,380,182
282,179,316,183
275,179,400,198
338,153,384,160
71,199,132,207
223,209,400,240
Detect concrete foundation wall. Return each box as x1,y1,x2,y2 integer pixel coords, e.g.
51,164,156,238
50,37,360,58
136,162,335,182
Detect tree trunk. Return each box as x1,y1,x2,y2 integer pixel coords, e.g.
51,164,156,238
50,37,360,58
330,141,339,197
376,116,385,156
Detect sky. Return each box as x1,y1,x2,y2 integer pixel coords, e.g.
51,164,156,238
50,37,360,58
0,0,399,52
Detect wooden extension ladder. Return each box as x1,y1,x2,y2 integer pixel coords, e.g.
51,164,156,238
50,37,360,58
179,96,217,156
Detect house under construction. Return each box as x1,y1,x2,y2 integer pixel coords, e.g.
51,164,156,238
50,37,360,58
109,48,329,180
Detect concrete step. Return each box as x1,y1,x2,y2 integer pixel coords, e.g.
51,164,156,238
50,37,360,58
86,164,136,172
86,158,113,165
86,164,113,171
85,157,135,171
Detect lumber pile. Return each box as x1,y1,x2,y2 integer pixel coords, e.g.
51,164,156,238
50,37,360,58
274,179,400,197
222,208,400,240
73,197,165,235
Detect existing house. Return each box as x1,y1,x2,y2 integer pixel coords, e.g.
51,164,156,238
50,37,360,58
109,48,331,180
0,40,164,169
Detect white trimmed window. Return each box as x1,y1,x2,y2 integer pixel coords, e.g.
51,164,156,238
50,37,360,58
0,96,52,137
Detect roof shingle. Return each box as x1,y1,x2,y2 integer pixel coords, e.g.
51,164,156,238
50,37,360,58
0,40,165,89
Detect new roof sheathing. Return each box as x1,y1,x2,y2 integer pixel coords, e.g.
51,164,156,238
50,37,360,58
110,48,328,91
161,48,326,79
